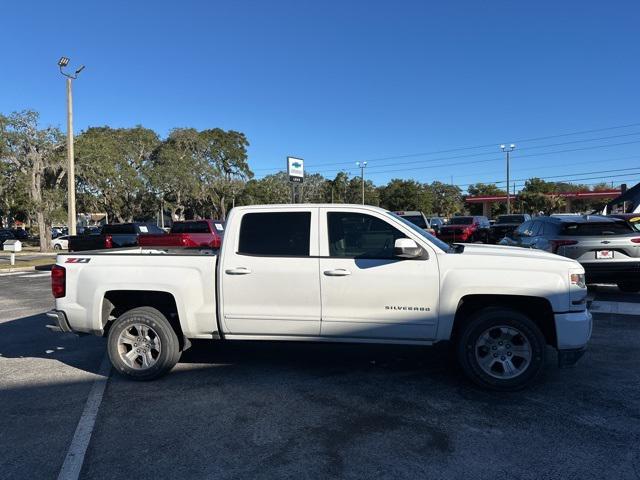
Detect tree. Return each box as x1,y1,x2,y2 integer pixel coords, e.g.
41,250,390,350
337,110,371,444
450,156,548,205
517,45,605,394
0,110,65,251
146,128,206,221
76,126,160,222
324,171,377,204
378,179,432,212
239,172,291,205
199,129,252,220
429,181,463,216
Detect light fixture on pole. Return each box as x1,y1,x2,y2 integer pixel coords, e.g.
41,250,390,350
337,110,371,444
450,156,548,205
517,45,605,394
500,144,516,214
356,161,368,205
58,56,85,236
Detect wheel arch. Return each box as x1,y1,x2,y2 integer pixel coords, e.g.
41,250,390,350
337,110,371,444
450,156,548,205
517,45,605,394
451,294,557,347
101,290,188,350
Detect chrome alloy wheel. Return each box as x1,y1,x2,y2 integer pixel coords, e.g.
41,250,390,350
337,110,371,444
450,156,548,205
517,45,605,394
475,325,532,379
117,324,161,370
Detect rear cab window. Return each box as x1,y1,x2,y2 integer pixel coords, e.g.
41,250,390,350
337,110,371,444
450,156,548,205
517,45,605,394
172,221,211,234
238,212,311,256
102,224,136,235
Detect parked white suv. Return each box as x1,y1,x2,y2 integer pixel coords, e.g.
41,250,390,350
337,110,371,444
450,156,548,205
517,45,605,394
48,204,592,390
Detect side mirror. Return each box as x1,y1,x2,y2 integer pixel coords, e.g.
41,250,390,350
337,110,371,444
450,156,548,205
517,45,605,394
394,238,423,259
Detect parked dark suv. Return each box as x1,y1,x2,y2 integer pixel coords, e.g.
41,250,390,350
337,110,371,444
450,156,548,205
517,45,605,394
437,216,491,243
489,214,531,243
500,215,640,291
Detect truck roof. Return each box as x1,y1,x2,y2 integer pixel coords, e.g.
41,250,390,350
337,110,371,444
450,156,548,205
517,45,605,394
231,204,390,213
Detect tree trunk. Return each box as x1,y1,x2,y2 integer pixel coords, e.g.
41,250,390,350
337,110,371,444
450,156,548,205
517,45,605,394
220,195,226,221
36,211,51,252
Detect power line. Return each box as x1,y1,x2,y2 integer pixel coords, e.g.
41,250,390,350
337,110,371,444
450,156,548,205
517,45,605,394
461,166,640,188
358,139,640,177
253,121,640,173
445,154,640,181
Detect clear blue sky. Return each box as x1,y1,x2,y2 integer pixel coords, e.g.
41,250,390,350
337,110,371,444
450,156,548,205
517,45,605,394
2,0,639,192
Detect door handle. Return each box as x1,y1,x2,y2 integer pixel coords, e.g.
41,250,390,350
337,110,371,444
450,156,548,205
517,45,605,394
323,268,351,276
225,267,252,275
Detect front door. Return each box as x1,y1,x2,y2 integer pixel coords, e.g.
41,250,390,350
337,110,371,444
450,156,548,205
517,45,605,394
220,208,321,336
319,208,439,340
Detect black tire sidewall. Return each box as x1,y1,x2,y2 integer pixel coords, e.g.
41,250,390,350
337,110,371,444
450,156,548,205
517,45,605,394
457,308,546,391
107,307,180,381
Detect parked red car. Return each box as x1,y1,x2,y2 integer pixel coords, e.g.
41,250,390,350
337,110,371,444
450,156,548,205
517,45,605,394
138,220,224,249
437,215,491,243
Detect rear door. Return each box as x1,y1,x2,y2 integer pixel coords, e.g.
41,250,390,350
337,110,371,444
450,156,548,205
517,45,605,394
220,208,321,336
318,207,439,340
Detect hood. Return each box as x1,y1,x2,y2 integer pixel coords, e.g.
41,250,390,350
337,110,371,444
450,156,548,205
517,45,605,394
456,243,577,265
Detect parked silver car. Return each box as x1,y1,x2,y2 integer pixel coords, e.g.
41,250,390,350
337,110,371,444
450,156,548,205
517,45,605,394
500,215,640,292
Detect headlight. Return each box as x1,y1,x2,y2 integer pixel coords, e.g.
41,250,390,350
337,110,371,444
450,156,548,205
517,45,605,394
570,273,586,288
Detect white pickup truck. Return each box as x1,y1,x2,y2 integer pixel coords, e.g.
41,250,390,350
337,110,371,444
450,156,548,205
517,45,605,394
48,204,592,390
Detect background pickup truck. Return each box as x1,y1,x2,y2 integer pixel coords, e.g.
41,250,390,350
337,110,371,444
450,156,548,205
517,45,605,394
489,214,531,243
48,204,592,391
68,222,165,252
138,220,224,249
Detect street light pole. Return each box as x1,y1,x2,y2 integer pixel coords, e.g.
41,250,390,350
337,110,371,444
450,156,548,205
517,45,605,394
58,57,85,236
500,144,516,214
356,161,367,205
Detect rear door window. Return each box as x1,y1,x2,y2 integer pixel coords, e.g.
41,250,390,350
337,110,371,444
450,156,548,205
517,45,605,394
561,222,634,236
238,212,311,256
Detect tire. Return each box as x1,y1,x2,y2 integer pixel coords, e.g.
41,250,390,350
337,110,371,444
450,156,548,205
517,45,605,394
617,281,640,293
456,307,546,391
107,307,181,381
53,244,61,250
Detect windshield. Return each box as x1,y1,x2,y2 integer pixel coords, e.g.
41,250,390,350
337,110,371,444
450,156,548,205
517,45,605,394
497,215,525,224
388,212,451,252
401,214,428,228
448,217,474,225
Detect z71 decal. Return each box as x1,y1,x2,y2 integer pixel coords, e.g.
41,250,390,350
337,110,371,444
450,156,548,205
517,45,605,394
65,258,91,263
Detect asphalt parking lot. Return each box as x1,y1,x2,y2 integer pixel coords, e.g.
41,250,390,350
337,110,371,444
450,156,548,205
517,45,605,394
1,272,639,480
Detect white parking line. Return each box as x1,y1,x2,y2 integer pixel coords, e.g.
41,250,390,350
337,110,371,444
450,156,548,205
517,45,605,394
57,355,111,480
18,272,51,278
0,271,30,277
590,301,640,316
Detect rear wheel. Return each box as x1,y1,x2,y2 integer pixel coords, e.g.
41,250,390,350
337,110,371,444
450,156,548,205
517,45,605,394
617,281,640,293
456,307,546,391
107,307,181,380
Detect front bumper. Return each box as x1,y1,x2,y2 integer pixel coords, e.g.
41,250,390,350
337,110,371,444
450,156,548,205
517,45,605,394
554,309,592,350
46,309,73,333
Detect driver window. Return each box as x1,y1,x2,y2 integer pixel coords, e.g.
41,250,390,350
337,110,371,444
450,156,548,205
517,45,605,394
327,212,406,259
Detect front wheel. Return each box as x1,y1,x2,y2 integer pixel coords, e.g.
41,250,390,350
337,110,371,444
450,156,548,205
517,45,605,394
53,244,61,250
107,307,181,380
617,281,640,293
456,307,546,391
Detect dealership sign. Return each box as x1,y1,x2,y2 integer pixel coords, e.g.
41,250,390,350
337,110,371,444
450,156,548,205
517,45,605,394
287,157,304,183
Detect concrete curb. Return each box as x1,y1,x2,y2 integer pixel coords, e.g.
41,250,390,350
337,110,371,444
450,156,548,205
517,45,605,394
0,264,54,273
